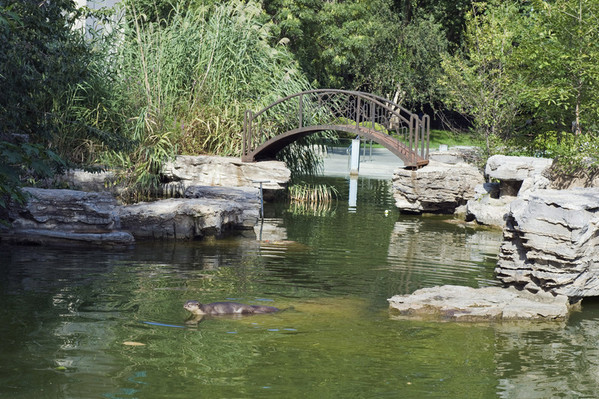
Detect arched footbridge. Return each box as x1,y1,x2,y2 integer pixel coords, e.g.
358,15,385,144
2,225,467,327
242,89,430,168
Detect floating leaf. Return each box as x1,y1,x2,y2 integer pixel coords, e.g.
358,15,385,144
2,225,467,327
123,341,146,346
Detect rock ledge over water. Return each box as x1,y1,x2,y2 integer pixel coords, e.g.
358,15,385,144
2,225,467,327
388,285,573,321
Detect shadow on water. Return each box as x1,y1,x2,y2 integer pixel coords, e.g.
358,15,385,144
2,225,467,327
1,176,599,398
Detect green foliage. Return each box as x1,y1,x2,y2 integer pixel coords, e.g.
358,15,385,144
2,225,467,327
109,1,314,183
439,1,527,156
0,0,129,211
517,0,599,136
263,0,402,93
394,15,449,106
428,129,481,149
402,0,472,47
531,131,599,173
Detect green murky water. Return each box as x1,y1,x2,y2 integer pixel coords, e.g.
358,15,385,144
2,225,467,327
1,177,598,398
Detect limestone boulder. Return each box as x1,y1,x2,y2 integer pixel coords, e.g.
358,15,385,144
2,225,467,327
428,146,482,165
496,188,599,297
55,169,118,193
392,161,484,213
161,155,290,195
1,188,134,246
54,156,291,197
388,285,572,321
486,155,553,182
118,197,259,240
466,157,553,227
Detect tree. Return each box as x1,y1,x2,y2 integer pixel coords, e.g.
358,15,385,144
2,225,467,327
0,0,86,209
519,0,599,136
392,0,473,47
439,1,526,155
392,15,449,107
262,0,402,94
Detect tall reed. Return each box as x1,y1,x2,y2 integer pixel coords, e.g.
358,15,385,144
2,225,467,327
103,0,321,196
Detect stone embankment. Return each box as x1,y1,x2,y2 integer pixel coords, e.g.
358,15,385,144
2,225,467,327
389,151,599,321
496,188,599,298
1,156,290,245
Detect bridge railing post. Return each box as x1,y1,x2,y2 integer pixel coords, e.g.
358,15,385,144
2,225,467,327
298,94,303,129
370,101,375,132
423,114,430,159
356,96,361,131
248,110,253,157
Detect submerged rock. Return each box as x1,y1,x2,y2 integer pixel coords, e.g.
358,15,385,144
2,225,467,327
388,285,573,321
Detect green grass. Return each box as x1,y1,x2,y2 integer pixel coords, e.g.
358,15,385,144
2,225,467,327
428,129,481,150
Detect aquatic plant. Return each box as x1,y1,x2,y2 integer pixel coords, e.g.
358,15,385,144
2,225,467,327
288,182,338,205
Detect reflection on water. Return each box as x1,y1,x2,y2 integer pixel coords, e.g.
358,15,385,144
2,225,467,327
387,217,501,291
1,176,599,398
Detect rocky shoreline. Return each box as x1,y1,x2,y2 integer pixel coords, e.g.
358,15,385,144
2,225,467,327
390,149,599,322
0,156,290,246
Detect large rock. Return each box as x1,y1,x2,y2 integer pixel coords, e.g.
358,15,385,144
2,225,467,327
1,188,134,246
118,194,259,240
55,156,291,197
496,188,599,298
388,285,572,321
467,156,552,227
428,146,482,165
392,161,484,213
161,155,290,195
486,155,553,183
1,186,262,244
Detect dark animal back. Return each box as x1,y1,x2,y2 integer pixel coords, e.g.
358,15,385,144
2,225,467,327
250,305,279,313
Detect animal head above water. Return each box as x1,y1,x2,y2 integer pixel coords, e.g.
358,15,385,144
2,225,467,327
183,300,203,314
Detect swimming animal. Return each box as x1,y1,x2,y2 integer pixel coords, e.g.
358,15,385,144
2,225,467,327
184,300,280,316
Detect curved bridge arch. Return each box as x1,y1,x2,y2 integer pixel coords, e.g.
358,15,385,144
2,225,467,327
242,89,430,168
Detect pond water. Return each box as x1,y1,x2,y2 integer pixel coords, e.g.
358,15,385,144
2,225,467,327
2,176,599,398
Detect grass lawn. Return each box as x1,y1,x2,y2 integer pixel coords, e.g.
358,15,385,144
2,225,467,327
429,129,481,150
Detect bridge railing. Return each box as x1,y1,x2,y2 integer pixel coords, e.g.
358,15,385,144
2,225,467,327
242,89,430,167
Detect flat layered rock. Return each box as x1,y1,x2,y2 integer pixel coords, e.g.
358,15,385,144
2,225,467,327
161,155,290,194
388,285,572,321
118,197,258,240
485,155,553,182
0,188,135,246
1,186,261,245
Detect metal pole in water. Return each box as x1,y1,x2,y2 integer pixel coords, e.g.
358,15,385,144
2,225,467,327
252,180,270,219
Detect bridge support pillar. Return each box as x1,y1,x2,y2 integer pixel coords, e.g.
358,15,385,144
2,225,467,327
350,138,360,176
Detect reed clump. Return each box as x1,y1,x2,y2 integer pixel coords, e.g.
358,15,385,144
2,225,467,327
100,0,318,200
288,183,338,204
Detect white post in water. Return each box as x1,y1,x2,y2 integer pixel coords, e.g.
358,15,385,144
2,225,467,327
350,138,360,176
348,176,358,212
